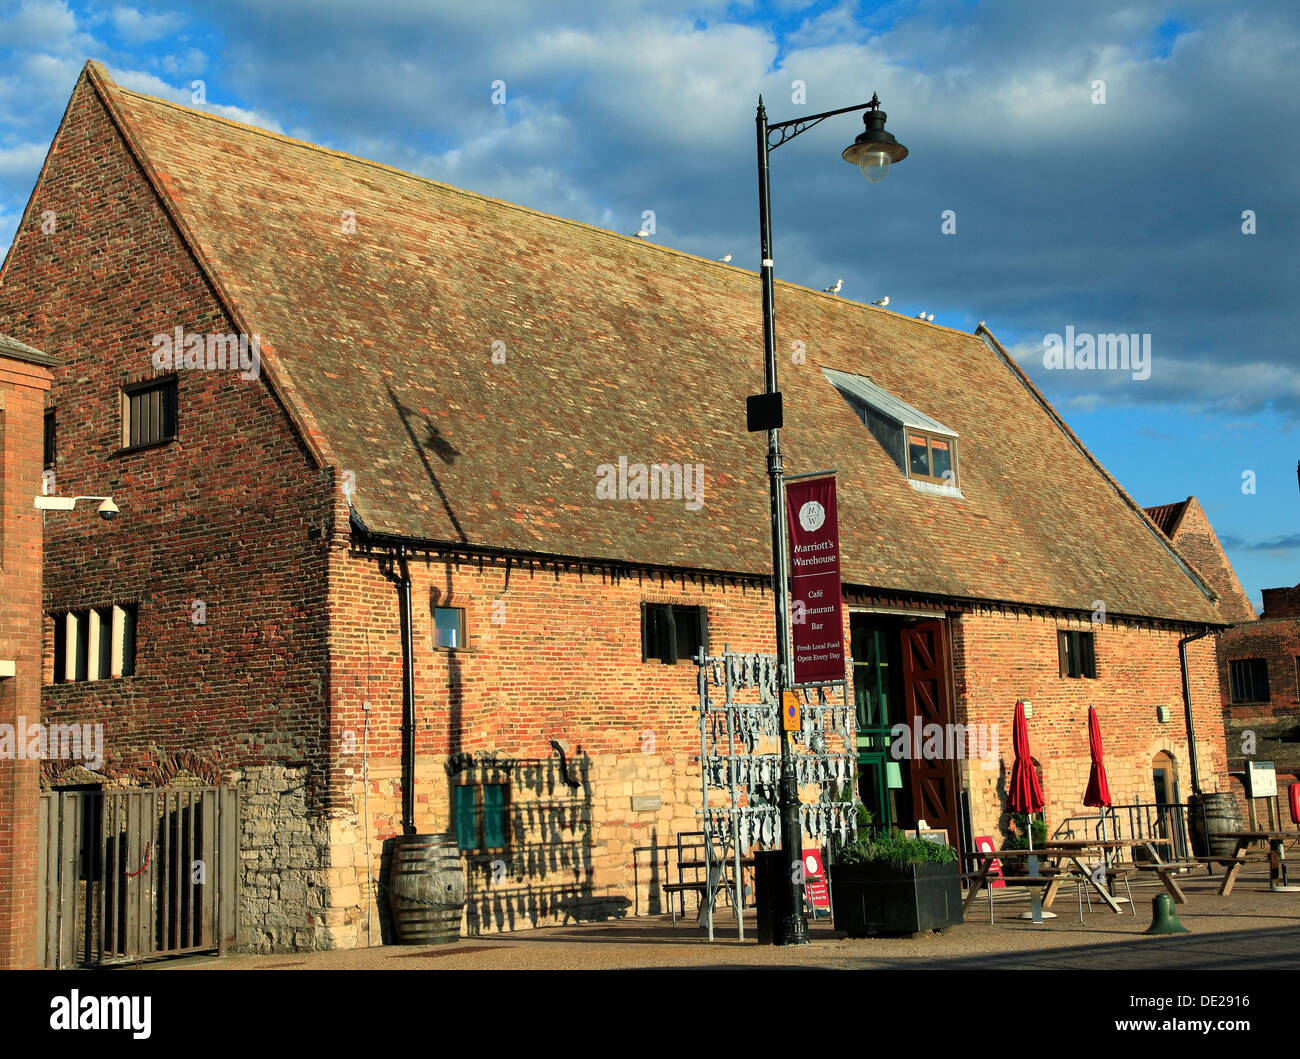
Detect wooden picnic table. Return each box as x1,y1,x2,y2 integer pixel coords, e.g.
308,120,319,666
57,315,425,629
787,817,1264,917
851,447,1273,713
1212,830,1300,895
963,837,1187,917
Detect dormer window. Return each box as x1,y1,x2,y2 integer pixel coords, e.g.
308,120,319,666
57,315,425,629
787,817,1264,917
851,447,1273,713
908,432,954,485
824,368,961,495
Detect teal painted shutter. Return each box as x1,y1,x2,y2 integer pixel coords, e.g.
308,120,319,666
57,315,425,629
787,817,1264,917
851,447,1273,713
483,785,507,848
454,785,478,850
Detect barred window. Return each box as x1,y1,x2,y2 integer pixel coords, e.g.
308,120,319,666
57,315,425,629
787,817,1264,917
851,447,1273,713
1229,658,1269,704
50,604,137,684
121,378,177,449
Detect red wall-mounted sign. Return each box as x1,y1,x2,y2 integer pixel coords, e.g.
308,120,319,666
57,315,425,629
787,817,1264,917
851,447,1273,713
784,475,846,686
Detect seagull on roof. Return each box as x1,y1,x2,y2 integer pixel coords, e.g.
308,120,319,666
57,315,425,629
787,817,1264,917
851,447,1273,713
917,311,927,319
872,296,889,307
719,253,732,263
926,313,934,321
632,227,651,238
823,278,843,294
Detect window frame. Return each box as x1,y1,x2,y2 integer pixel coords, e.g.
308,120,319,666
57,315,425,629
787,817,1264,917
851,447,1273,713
1058,630,1097,679
49,604,137,685
120,376,178,452
44,408,56,469
453,779,511,854
1228,658,1270,704
906,429,959,487
641,602,709,665
432,606,467,650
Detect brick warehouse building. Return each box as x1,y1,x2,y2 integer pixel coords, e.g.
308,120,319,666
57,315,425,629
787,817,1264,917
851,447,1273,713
0,63,1232,952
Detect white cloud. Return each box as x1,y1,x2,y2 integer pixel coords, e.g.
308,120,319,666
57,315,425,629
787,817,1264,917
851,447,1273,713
110,6,185,44
107,67,285,133
0,142,48,178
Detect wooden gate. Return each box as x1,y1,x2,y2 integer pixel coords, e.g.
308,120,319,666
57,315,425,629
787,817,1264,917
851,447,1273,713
900,619,960,844
37,787,239,968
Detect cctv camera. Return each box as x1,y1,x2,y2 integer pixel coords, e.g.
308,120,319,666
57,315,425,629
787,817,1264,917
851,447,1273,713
97,498,120,521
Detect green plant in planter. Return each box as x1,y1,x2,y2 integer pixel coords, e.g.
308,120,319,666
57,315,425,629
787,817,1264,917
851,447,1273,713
837,827,957,867
1007,812,1048,850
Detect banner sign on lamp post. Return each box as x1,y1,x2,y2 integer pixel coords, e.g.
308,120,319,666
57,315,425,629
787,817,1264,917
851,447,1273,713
784,475,845,685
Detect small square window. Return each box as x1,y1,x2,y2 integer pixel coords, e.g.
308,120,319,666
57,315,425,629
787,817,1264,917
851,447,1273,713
641,603,708,665
121,378,177,449
434,607,465,649
906,431,958,487
1229,658,1269,704
1058,630,1096,679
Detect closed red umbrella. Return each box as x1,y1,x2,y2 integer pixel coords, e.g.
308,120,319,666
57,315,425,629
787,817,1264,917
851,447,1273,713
1083,706,1111,808
1009,699,1047,922
1009,699,1044,818
1083,706,1114,889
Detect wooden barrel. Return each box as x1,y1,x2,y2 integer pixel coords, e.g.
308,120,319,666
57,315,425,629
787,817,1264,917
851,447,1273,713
1187,792,1243,859
388,834,465,944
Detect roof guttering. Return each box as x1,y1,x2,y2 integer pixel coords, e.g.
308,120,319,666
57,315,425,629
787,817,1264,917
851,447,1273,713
351,513,1226,632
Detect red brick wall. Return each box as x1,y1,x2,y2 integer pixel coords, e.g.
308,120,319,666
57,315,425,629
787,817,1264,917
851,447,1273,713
0,76,336,793
1261,586,1300,620
1167,499,1257,622
0,353,53,969
952,610,1228,842
1219,619,1300,719
320,553,1232,937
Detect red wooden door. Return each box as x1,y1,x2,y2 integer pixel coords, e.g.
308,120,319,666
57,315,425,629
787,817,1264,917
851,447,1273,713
900,619,959,843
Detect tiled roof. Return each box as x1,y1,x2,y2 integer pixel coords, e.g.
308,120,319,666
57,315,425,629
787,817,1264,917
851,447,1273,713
1144,500,1191,539
84,64,1222,624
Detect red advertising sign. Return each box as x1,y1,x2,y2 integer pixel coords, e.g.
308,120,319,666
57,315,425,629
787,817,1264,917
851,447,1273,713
974,835,1005,889
802,848,830,908
784,475,846,685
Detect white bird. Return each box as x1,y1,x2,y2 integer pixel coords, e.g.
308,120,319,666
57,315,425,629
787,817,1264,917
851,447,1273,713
872,296,889,307
926,313,935,321
917,311,927,319
823,278,843,294
719,253,732,263
632,228,650,238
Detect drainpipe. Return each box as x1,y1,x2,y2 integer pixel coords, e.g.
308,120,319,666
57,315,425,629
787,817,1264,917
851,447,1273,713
1179,626,1212,797
384,546,417,835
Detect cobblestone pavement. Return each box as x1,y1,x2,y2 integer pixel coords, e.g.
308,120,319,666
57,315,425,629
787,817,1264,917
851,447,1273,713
162,866,1300,971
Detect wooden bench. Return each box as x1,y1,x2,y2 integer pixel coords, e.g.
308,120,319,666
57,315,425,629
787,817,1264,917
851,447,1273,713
963,868,1088,923
1191,853,1266,896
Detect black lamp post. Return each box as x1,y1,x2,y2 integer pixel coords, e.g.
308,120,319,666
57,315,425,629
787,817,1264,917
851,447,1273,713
751,92,906,946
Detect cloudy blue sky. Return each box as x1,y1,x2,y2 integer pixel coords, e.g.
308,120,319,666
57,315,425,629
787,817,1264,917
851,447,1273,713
1,0,1296,608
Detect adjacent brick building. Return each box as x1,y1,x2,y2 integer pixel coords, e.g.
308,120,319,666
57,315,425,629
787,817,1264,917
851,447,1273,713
1145,497,1298,821
0,63,1235,952
0,332,55,969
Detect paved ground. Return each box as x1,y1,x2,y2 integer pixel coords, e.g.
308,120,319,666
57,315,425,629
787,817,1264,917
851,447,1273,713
161,865,1300,971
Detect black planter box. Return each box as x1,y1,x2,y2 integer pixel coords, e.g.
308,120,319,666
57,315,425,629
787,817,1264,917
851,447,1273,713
830,860,962,937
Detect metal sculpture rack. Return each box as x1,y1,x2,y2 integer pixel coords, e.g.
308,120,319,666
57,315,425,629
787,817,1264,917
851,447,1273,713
694,645,855,940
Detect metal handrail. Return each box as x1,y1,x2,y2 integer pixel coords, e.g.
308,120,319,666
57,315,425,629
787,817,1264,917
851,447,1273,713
1054,803,1190,862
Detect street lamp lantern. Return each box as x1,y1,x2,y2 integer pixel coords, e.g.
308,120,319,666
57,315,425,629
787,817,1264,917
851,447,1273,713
841,94,908,183
749,90,906,946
